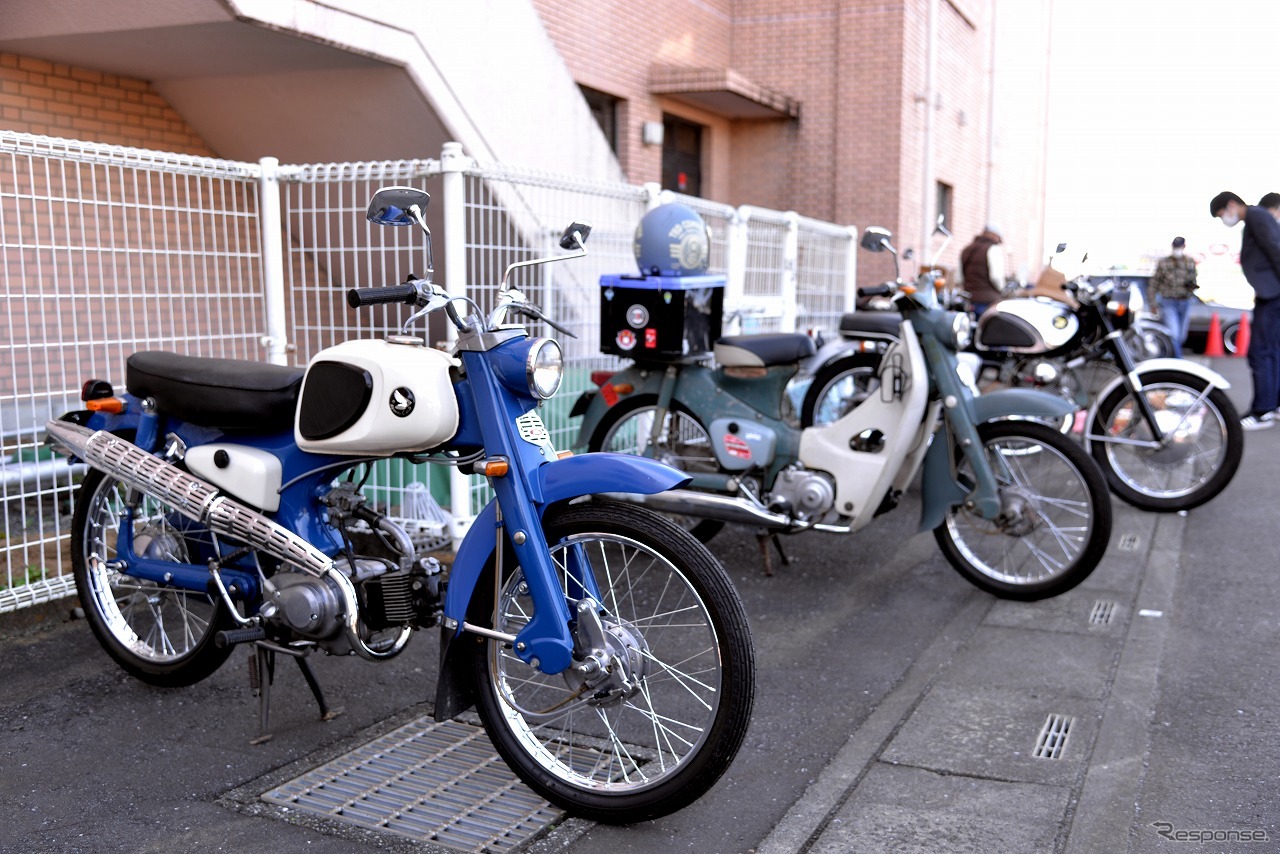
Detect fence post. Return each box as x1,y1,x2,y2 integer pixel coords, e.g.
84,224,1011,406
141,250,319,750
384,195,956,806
257,157,290,366
643,182,662,211
844,226,859,313
725,207,749,332
440,141,474,548
781,212,799,332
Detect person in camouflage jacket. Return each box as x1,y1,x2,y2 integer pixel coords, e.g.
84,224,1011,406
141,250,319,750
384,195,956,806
1149,236,1198,358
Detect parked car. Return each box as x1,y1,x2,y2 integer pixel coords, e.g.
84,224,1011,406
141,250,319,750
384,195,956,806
1094,274,1251,355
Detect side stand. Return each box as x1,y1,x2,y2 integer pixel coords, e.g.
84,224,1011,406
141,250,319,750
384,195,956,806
247,641,345,745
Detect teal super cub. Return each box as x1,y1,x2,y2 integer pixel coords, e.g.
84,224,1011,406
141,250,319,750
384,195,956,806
577,223,1112,599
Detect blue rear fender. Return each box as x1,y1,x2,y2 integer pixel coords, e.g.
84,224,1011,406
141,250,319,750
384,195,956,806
442,453,689,626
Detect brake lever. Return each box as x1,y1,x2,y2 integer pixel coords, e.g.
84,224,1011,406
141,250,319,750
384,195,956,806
515,302,578,339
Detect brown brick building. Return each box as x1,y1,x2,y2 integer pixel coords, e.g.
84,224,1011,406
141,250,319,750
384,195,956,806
533,0,1052,282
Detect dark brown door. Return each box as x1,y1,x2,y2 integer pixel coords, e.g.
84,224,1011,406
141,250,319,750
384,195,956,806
662,114,702,196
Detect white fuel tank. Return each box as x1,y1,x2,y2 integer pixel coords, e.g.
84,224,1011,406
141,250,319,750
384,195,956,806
294,336,460,456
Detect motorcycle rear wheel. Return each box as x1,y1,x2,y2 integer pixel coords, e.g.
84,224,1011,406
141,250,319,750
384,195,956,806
588,397,725,542
799,353,881,428
1088,371,1242,511
71,468,235,687
470,501,755,823
934,421,1111,600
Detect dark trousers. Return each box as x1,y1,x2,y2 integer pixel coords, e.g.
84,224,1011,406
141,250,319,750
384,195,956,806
1248,295,1280,416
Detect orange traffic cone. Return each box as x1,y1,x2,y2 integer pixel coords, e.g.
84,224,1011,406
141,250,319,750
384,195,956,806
1235,313,1251,357
1204,312,1225,357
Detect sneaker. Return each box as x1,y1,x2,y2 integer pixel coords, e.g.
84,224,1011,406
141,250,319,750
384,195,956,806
1242,412,1275,431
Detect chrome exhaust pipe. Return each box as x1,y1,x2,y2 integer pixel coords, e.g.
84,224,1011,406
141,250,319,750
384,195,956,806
601,488,796,531
45,421,387,660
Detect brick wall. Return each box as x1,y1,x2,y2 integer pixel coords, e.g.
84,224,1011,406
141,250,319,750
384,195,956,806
0,52,214,155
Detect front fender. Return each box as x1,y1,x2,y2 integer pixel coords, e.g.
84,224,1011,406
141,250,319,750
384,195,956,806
443,453,690,626
433,452,690,721
1082,360,1230,451
972,387,1075,422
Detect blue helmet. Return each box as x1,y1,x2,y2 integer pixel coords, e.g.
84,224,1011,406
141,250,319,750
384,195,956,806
634,203,710,277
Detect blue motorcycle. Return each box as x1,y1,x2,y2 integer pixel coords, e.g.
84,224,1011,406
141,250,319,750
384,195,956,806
46,187,755,824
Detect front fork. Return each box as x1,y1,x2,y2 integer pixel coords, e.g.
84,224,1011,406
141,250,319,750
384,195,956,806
1104,333,1167,444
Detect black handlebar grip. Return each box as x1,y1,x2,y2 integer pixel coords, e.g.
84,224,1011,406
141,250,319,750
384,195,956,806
346,282,420,308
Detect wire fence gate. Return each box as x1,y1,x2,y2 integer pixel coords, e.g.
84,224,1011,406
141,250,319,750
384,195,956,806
0,131,856,614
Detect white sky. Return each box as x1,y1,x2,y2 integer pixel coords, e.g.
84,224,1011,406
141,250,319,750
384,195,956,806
1045,0,1280,297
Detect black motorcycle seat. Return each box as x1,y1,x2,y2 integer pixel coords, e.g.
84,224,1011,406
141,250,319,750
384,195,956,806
714,333,816,368
838,311,901,339
126,351,305,432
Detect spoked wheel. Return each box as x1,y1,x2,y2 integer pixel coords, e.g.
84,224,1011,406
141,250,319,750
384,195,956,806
934,421,1111,600
799,353,881,427
470,501,755,823
1089,371,1242,511
71,468,235,686
589,397,725,542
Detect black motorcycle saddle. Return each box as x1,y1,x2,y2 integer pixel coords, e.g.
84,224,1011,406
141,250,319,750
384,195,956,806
126,351,305,432
838,312,901,339
714,333,816,367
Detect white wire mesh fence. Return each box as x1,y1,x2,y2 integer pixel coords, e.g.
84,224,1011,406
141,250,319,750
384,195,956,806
0,132,855,613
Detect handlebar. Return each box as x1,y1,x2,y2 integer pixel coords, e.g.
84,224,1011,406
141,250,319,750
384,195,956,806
346,282,420,308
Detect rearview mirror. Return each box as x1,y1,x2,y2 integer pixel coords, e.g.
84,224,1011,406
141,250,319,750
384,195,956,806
367,187,431,226
559,221,593,250
860,227,894,253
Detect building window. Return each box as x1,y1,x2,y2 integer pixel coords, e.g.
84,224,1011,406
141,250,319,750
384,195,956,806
580,86,619,153
662,114,703,196
935,181,953,231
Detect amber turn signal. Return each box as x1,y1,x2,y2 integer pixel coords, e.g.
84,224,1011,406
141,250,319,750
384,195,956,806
479,458,510,477
85,397,126,414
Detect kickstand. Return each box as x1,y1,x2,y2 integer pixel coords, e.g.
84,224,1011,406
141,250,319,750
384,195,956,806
249,643,276,745
247,641,344,745
755,531,793,577
294,654,344,724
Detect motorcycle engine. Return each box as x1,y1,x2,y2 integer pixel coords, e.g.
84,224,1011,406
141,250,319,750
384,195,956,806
769,466,836,523
262,555,442,655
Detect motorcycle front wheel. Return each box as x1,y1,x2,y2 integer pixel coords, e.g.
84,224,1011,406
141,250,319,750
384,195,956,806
71,468,235,686
934,421,1111,600
588,397,725,542
1088,371,1242,511
470,501,755,823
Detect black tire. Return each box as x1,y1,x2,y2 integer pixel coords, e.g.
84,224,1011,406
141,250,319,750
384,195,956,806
71,468,235,686
800,353,881,428
934,421,1111,600
1088,371,1242,511
470,501,755,823
588,396,725,543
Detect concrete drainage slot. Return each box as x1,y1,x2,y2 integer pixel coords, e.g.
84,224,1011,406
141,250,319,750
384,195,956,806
1118,533,1141,551
1033,713,1074,760
261,717,564,852
1089,600,1117,626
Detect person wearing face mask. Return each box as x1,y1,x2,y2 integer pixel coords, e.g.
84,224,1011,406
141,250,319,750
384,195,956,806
1210,190,1280,429
1148,236,1198,358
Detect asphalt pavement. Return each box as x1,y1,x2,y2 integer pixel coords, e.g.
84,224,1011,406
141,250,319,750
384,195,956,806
2,355,1277,854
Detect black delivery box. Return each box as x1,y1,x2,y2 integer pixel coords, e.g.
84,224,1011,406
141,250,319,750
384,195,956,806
599,274,725,360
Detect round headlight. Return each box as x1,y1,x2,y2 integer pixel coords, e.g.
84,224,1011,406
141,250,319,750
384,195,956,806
951,311,973,350
527,338,563,399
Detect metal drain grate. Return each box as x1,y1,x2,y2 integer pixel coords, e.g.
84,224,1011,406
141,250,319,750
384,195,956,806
1033,713,1074,760
261,717,563,852
1089,600,1118,625
1118,533,1141,551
